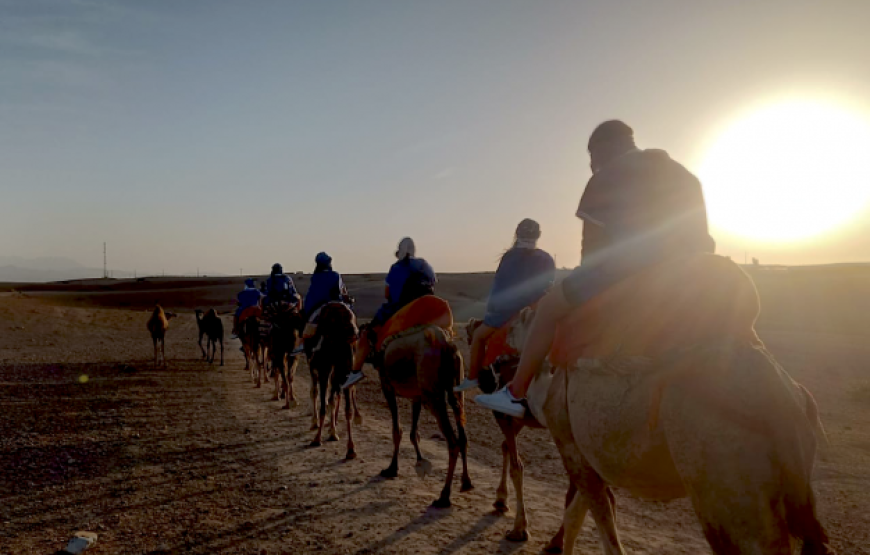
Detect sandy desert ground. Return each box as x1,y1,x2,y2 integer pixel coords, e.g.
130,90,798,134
2,267,869,554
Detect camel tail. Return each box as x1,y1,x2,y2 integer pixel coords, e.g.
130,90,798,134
424,326,466,427
799,384,830,452
783,481,835,555
783,384,835,554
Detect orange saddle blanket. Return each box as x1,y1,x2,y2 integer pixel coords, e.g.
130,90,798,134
550,255,762,367
378,296,453,350
238,306,262,323
483,325,515,367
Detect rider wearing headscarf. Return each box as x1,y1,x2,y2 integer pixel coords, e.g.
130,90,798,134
232,278,263,337
373,237,437,326
341,237,437,389
304,252,348,318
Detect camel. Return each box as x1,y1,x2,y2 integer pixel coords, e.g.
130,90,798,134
146,304,176,368
307,302,363,461
194,308,224,366
239,313,265,385
466,319,571,553
267,302,304,405
358,322,473,508
512,255,833,555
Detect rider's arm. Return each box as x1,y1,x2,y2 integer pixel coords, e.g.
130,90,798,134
508,284,572,398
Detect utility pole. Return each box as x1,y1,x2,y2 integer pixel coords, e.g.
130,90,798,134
103,242,107,279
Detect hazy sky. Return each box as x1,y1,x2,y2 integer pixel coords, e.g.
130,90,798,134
2,0,870,276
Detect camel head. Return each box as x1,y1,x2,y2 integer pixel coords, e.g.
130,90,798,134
507,307,536,351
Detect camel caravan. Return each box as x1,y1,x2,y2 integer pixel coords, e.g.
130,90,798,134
145,121,835,554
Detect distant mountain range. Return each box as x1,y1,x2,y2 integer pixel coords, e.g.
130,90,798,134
0,256,105,282
0,256,232,282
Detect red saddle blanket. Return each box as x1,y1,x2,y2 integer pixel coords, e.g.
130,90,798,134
377,296,453,350
550,255,762,367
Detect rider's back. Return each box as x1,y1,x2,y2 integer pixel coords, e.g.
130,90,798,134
579,148,715,268
305,270,343,315
388,257,436,307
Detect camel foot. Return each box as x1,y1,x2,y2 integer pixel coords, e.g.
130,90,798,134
353,413,364,426
414,459,434,479
309,439,322,448
506,529,530,543
254,384,261,389
431,497,451,509
281,404,290,410
493,500,510,513
310,422,319,431
327,434,339,442
288,400,298,410
271,393,280,401
345,449,357,461
280,390,285,400
543,541,563,554
460,478,474,493
380,467,399,479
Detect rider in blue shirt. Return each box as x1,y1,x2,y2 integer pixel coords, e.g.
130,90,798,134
231,278,263,338
455,219,555,392
304,252,347,319
264,263,299,307
372,237,437,326
343,237,436,388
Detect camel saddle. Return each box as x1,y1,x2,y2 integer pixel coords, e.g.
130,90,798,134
377,295,453,350
550,254,762,368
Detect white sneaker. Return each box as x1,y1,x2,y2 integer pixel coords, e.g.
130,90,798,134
341,371,365,390
453,378,479,392
474,386,526,418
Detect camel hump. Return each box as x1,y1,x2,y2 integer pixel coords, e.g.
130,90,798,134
377,296,453,349
552,254,761,362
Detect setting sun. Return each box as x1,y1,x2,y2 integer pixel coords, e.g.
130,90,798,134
699,99,870,243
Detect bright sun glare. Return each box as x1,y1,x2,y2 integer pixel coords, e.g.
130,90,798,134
699,99,870,243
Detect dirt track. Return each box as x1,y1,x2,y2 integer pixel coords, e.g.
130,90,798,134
2,294,869,554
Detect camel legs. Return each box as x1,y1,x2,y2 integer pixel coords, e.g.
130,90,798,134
543,483,576,555
344,388,357,460
410,399,424,462
309,366,320,430
351,386,364,425
327,387,340,442
198,332,206,359
428,392,461,508
160,338,167,368
287,356,298,409
379,384,402,479
448,390,473,493
493,440,511,513
502,421,529,542
410,399,435,479
152,337,159,368
218,337,224,366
